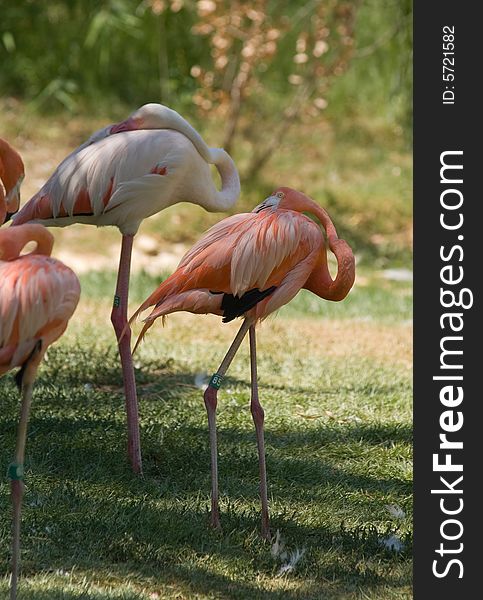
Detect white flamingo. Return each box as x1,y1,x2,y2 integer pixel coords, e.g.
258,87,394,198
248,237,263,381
13,103,241,473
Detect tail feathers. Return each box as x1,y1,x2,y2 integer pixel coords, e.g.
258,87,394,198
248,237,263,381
128,302,149,329
133,304,170,353
13,192,50,225
131,295,180,354
130,284,177,353
128,278,173,327
132,289,223,352
132,318,158,354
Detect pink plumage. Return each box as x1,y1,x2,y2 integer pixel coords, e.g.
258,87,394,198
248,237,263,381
132,187,355,344
1,195,80,599
13,104,240,234
0,226,80,374
0,137,24,224
131,187,355,538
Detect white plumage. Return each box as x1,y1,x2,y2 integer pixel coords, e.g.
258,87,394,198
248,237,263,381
11,103,241,474
13,103,240,235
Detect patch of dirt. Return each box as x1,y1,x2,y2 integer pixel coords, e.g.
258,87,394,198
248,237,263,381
54,236,186,274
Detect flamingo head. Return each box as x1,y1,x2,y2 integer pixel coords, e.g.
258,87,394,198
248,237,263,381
0,138,25,224
110,115,142,134
271,187,355,300
110,103,175,134
259,187,338,241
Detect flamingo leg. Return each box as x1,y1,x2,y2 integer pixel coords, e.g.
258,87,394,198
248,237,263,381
249,325,270,539
110,234,142,475
9,343,41,600
204,318,253,529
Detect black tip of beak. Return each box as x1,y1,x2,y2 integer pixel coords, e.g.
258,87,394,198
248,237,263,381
3,212,15,224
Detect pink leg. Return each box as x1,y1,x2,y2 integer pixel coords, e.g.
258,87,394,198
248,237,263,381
110,234,142,475
204,386,221,529
204,318,253,529
249,326,270,540
10,360,38,599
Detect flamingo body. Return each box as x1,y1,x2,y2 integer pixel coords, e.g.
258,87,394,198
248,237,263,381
133,187,355,338
0,232,80,374
13,129,237,235
13,103,240,234
0,210,80,599
132,187,355,537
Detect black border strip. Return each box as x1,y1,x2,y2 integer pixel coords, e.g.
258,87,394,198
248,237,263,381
414,2,481,596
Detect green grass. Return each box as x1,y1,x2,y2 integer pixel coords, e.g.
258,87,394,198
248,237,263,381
0,92,412,599
0,271,412,599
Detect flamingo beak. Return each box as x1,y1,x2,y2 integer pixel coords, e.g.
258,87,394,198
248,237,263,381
4,175,24,219
110,116,140,134
252,195,279,213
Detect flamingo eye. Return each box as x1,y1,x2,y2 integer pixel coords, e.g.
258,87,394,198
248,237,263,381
276,192,284,199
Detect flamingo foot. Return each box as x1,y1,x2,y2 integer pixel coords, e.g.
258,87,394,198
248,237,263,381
209,505,222,531
261,521,271,541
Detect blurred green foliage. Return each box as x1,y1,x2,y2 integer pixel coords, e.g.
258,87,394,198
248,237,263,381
332,0,412,134
0,0,412,265
0,0,412,132
0,0,196,110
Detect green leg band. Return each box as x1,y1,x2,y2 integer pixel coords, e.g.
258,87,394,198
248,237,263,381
7,463,24,481
113,294,121,308
209,373,223,390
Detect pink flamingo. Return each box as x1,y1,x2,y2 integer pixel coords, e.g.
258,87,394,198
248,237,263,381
13,104,241,474
130,187,355,537
1,163,80,597
0,137,24,225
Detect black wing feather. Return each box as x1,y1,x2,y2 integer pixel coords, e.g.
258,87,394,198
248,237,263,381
219,286,277,323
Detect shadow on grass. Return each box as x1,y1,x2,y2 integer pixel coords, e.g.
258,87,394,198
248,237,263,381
1,362,411,599
0,404,411,487
1,494,411,598
1,558,411,600
1,363,411,501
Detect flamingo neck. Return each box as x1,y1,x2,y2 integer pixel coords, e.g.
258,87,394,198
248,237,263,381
305,239,355,302
113,105,241,212
151,111,240,211
0,139,25,221
131,105,214,164
277,189,355,301
0,224,54,261
0,140,24,195
206,148,241,211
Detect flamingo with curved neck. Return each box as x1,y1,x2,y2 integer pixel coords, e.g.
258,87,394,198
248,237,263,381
110,103,240,210
1,222,80,600
130,187,355,537
13,103,241,473
276,187,355,302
